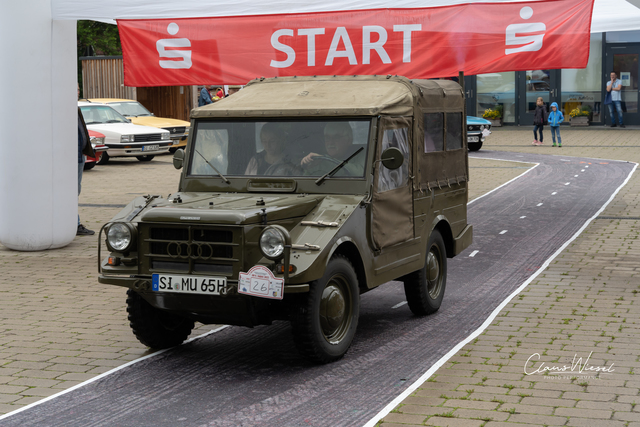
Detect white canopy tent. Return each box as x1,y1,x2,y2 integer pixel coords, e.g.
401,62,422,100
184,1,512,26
1,0,640,251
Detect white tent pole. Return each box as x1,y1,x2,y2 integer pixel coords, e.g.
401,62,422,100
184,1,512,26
0,1,77,250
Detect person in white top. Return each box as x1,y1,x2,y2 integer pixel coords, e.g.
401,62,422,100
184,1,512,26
606,72,625,128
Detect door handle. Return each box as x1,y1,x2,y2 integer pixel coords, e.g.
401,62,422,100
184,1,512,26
466,89,473,98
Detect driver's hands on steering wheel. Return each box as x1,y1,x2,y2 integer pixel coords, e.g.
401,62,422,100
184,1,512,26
301,152,321,166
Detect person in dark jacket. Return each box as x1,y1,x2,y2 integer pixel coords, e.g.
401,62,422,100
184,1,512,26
198,85,214,106
532,96,548,146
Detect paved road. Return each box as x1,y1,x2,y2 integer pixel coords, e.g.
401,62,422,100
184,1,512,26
1,152,634,427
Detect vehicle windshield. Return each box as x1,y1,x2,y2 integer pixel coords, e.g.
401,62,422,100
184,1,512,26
80,105,130,125
188,120,371,179
107,102,152,117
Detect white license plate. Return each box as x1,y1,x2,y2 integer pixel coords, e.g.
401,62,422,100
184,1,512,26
143,145,159,151
152,274,227,295
468,136,479,142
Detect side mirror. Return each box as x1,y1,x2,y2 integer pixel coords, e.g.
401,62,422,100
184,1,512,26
173,149,185,170
380,147,404,170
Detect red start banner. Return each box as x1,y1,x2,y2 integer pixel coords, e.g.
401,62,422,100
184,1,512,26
118,0,594,87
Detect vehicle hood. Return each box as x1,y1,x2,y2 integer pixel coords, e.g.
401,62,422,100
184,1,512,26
86,122,168,136
129,117,190,128
138,193,324,225
467,116,490,125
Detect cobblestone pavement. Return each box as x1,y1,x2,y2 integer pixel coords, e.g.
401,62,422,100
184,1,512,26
378,127,640,427
0,127,638,425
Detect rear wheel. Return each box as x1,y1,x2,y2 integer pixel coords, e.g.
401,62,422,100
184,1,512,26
126,289,195,349
402,230,447,315
83,162,96,170
97,152,109,165
290,255,359,363
136,155,155,162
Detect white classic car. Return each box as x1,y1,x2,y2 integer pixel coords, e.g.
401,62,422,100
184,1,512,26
78,101,171,164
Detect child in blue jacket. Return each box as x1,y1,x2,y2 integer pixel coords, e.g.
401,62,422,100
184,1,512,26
548,102,564,147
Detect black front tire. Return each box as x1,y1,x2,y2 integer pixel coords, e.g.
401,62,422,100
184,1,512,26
97,152,109,165
83,162,96,170
402,230,447,315
126,289,195,349
136,155,155,162
468,141,483,152
290,255,360,363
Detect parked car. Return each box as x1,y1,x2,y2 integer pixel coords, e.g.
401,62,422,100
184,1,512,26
85,98,189,152
466,116,492,152
84,130,108,170
98,76,473,364
78,102,171,164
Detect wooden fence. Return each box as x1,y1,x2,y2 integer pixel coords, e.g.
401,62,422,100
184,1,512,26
80,56,194,121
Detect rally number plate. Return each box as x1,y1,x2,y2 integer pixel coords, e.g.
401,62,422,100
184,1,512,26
152,274,227,295
143,144,159,151
468,136,479,142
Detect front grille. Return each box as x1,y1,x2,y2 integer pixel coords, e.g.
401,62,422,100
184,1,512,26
162,126,186,136
141,224,240,277
134,133,163,143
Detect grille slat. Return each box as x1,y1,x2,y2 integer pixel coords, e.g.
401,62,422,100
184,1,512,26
134,133,163,143
142,224,240,277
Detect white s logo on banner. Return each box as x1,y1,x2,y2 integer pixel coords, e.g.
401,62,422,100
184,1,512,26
157,23,192,69
505,7,546,55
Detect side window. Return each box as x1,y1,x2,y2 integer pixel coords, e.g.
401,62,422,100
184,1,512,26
378,127,410,192
445,112,463,150
424,113,444,153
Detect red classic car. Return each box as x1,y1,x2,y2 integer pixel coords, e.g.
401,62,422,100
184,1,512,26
85,130,108,170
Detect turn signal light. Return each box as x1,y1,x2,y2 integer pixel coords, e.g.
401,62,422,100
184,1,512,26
108,256,121,266
276,264,296,274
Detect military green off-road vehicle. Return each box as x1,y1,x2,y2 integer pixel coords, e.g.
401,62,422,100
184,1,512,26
99,75,472,363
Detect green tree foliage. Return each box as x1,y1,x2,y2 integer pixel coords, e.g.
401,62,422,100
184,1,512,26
77,20,122,94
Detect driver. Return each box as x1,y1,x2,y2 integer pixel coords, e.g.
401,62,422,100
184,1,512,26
245,123,300,176
300,122,364,174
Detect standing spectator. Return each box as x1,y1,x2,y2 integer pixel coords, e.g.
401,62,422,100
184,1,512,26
198,85,214,106
77,84,96,236
532,97,547,146
548,102,564,147
606,72,625,128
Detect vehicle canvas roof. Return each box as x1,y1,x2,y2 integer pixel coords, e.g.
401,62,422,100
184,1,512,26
190,75,463,119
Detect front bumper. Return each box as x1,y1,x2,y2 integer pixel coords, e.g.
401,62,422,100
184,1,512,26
106,142,172,157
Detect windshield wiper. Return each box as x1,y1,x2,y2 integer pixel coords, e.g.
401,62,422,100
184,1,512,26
315,147,364,186
106,120,122,123
195,149,230,184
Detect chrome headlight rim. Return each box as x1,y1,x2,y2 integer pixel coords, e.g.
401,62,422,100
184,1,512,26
106,222,136,252
259,225,290,261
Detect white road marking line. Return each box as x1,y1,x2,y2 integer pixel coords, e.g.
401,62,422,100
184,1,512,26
364,161,639,427
581,169,585,172
560,159,570,162
0,325,230,421
585,165,589,168
537,203,543,206
551,192,557,195
500,230,507,234
565,182,570,185
520,216,526,219
467,159,539,205
574,175,579,177
469,250,479,257
392,301,408,309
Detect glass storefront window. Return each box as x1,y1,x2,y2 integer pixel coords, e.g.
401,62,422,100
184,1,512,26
561,33,603,123
476,72,516,123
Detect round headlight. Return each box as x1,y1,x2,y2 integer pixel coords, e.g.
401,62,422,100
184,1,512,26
260,227,286,260
107,223,133,252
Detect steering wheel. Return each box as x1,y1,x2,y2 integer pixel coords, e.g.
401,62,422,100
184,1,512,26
304,155,351,177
